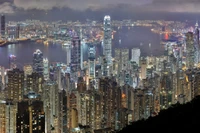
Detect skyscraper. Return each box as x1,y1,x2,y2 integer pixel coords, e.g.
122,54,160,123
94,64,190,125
43,58,49,80
7,68,24,101
1,14,5,39
186,32,195,68
33,49,43,75
121,48,129,70
88,44,96,79
66,43,71,66
131,48,141,65
70,36,82,81
17,92,45,133
103,15,112,65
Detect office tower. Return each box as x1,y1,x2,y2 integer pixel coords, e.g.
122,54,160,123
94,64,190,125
0,66,6,90
9,55,17,69
26,72,43,94
23,65,33,76
7,68,24,101
1,14,5,39
115,48,122,73
0,100,17,133
43,58,49,80
88,44,96,79
43,81,59,133
16,24,20,39
121,48,129,70
140,57,147,80
131,48,141,65
70,36,82,81
186,32,195,68
17,92,45,133
103,15,112,65
33,49,43,75
66,43,71,66
101,56,110,77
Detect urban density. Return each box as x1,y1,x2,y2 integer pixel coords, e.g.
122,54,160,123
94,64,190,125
0,7,200,133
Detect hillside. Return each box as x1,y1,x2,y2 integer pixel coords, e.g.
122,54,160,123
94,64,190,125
118,96,200,132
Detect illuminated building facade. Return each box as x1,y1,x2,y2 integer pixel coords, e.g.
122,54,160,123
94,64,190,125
26,72,43,94
131,48,141,65
70,36,82,82
103,15,112,66
66,43,71,67
186,32,195,68
194,22,199,64
0,100,17,133
43,81,59,133
140,57,147,80
88,44,96,79
121,48,129,70
33,49,43,75
23,65,33,76
7,68,24,102
43,58,49,80
16,92,45,133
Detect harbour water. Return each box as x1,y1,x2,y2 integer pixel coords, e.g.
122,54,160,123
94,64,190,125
0,26,163,68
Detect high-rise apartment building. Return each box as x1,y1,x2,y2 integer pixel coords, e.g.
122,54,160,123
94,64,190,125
26,72,43,94
7,68,24,101
103,15,112,65
16,92,45,133
0,100,17,133
43,81,59,133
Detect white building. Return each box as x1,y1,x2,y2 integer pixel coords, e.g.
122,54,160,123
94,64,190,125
43,58,49,80
131,48,141,65
103,15,112,66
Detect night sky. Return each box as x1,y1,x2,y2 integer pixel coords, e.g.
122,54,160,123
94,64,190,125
1,0,200,21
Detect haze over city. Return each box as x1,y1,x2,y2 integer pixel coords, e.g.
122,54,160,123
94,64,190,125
1,0,200,21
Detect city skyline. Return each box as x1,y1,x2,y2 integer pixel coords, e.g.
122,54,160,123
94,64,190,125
1,1,200,132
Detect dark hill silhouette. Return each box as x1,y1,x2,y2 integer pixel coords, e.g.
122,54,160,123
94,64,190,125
118,96,200,132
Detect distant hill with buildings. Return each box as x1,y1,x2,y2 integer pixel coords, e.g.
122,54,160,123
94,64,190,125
118,96,200,132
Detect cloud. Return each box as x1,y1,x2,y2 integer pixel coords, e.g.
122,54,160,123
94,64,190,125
0,0,199,13
13,0,153,10
148,0,200,13
0,2,14,13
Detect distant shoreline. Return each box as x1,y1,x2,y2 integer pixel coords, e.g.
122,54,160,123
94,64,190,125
0,39,34,47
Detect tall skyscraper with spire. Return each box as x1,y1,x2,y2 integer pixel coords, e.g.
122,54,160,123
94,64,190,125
103,15,112,66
